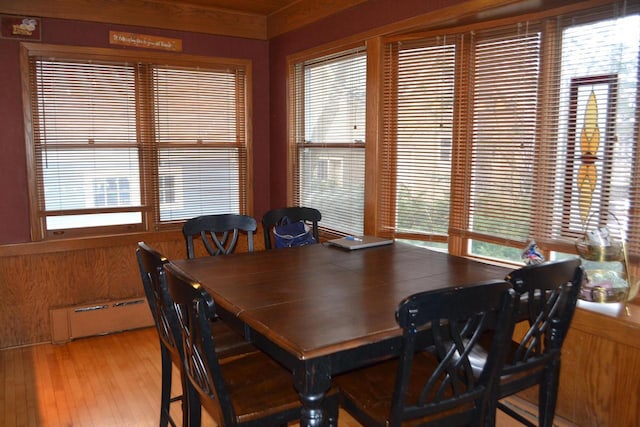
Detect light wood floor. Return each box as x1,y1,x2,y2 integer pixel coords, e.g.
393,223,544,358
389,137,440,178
0,327,577,426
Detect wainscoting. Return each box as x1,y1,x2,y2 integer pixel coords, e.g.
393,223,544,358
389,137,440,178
0,229,258,349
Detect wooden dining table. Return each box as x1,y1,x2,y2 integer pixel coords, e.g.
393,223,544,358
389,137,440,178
171,241,511,427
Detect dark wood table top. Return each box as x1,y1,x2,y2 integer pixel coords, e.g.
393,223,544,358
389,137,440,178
171,242,511,360
172,241,512,426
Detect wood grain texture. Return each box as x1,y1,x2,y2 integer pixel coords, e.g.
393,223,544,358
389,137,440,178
0,0,370,40
0,327,365,427
512,305,640,427
0,326,572,427
0,228,265,348
267,0,368,38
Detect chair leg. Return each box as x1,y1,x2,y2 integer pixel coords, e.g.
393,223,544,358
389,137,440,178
496,401,536,427
159,346,173,427
184,380,202,427
483,392,498,427
539,358,561,427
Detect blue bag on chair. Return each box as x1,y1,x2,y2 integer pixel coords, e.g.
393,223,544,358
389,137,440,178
273,217,316,248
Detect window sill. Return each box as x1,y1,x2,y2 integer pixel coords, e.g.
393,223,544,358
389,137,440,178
572,299,640,349
0,229,183,258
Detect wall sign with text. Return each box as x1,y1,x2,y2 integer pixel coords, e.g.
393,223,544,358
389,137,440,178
109,31,182,52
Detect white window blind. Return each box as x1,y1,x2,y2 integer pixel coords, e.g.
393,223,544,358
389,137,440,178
32,59,142,233
25,47,250,239
152,66,247,222
290,47,366,235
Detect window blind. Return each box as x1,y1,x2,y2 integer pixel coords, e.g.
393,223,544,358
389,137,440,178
151,66,248,222
290,46,366,235
25,46,250,239
461,7,640,258
381,1,639,262
32,59,142,233
464,24,544,258
381,37,456,241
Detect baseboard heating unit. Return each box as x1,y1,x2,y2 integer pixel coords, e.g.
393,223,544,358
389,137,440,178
50,297,154,344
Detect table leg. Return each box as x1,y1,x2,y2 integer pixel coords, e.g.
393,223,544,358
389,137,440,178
294,363,334,427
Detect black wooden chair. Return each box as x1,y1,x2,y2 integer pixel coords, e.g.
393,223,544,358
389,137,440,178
182,214,257,258
495,258,584,427
163,262,339,427
137,242,257,427
334,281,517,427
182,214,258,357
261,206,321,249
136,242,188,427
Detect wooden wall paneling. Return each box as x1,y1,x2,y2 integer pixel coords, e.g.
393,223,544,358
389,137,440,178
573,330,615,425
0,229,269,349
0,238,166,348
0,255,51,347
509,304,640,427
615,344,640,425
554,328,581,421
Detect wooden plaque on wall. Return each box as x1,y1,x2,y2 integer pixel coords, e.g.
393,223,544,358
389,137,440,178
109,31,182,52
1,16,41,40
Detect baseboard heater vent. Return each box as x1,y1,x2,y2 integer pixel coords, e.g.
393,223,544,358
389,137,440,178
50,297,154,344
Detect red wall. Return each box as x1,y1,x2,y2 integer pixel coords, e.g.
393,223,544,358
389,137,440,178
0,18,269,244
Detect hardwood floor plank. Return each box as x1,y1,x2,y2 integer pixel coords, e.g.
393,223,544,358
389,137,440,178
2,347,17,426
0,327,575,427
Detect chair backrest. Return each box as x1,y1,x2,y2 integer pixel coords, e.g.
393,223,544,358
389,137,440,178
135,242,183,367
261,206,321,249
390,281,516,426
504,258,583,372
163,262,237,427
182,214,257,258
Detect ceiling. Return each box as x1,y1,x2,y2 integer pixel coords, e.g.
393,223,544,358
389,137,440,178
0,0,583,40
0,0,369,40
168,0,301,17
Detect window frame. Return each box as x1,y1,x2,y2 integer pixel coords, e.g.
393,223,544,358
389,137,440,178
287,43,368,236
285,1,639,272
20,43,253,241
374,2,640,264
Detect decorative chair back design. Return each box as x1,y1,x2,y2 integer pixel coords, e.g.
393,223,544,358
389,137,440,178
163,264,235,427
182,214,257,258
392,281,515,426
261,206,321,249
499,258,584,427
336,280,516,427
507,258,582,364
164,263,336,427
136,242,187,427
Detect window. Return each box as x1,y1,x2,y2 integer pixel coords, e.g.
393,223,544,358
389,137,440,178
381,2,639,263
463,25,545,261
22,44,251,240
289,46,366,235
380,38,456,243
